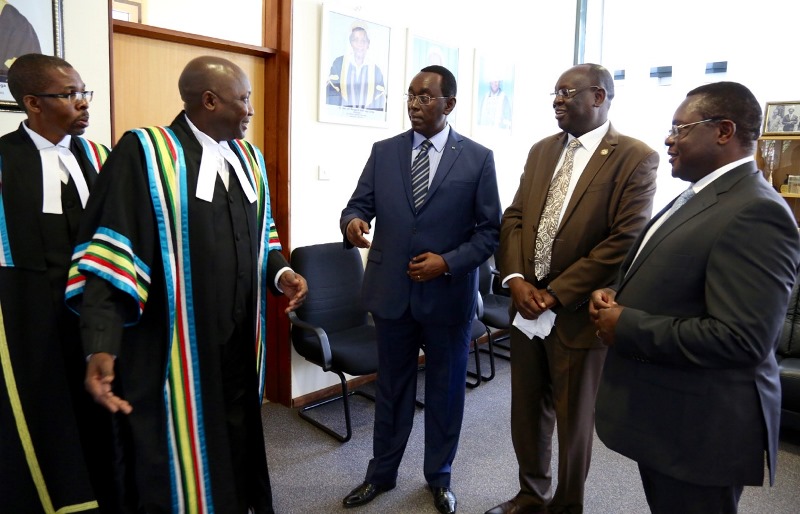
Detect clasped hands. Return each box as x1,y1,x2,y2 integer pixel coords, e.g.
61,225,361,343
507,277,558,320
588,287,623,346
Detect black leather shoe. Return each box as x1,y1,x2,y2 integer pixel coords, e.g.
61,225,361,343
485,499,547,514
342,482,393,508
430,486,457,514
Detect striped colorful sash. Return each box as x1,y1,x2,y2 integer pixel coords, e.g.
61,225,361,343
75,136,110,173
132,126,213,514
229,139,281,399
66,228,151,318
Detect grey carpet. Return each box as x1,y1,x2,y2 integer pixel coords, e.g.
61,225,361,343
262,348,800,513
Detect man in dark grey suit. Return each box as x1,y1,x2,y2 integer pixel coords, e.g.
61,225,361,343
340,65,501,514
590,81,800,513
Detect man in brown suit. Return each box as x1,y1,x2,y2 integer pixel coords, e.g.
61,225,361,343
485,63,659,514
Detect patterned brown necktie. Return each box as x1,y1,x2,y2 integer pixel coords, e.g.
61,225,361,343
411,140,432,211
534,139,582,280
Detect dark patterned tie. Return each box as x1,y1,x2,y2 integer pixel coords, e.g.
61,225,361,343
411,140,432,211
534,139,582,280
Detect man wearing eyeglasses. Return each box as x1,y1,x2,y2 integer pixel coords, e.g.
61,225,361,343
590,81,800,513
488,63,658,514
70,56,307,514
0,53,114,513
341,65,502,514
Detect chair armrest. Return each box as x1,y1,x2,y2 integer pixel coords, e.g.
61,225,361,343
288,311,334,371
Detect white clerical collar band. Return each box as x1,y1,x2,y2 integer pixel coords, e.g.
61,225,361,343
185,115,257,203
24,125,90,213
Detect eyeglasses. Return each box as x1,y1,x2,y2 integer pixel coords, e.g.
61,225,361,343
550,86,600,99
32,91,94,103
405,93,449,106
667,118,726,139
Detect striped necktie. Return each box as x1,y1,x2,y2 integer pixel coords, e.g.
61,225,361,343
411,140,432,211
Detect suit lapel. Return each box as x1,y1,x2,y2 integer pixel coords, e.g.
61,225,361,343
423,130,462,209
527,134,566,225
398,130,415,211
559,127,619,231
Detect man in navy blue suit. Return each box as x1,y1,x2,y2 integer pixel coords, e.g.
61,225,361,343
340,65,502,514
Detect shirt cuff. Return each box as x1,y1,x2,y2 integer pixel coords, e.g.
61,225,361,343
274,266,293,293
501,272,524,288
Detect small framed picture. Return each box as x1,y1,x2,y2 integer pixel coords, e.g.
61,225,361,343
763,101,800,136
404,31,460,129
111,0,143,23
0,0,64,111
318,4,390,128
472,50,516,136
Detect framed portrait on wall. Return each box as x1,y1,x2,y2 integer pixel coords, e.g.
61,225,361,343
472,50,515,136
0,0,64,111
404,30,460,129
318,4,390,128
763,101,800,136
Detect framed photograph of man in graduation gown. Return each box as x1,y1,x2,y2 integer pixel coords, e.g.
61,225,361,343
318,4,390,127
0,0,64,111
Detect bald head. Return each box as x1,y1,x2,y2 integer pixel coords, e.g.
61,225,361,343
179,56,245,108
178,56,253,141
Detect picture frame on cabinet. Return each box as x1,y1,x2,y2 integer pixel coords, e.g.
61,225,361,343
472,49,516,137
403,30,460,129
318,4,391,128
0,0,64,111
764,101,800,136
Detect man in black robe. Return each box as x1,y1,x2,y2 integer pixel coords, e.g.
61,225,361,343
71,56,307,514
0,53,113,513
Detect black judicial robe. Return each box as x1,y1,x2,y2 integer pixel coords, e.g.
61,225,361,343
70,113,288,514
0,124,111,513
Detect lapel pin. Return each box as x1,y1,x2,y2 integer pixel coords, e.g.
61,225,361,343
600,149,609,155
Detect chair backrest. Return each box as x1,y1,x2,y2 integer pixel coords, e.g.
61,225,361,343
478,259,493,297
290,242,369,335
779,269,800,359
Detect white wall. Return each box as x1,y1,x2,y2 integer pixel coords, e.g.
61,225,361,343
142,0,263,46
288,0,575,397
596,0,800,212
0,0,111,146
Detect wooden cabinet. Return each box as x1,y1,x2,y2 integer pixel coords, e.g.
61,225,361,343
756,135,800,224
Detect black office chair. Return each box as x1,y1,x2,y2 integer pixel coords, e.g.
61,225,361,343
478,259,512,360
466,295,494,386
288,242,378,443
